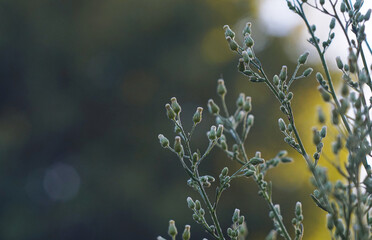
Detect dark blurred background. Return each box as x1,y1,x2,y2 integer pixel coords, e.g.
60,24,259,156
0,0,343,239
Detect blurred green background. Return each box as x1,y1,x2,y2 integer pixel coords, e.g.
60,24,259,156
0,0,344,239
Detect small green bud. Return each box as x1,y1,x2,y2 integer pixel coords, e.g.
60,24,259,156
242,51,250,63
250,157,264,165
182,225,191,240
312,128,321,145
359,70,368,84
238,58,245,72
365,9,371,21
278,150,287,157
168,220,178,238
295,202,302,217
255,151,261,158
193,107,203,124
217,79,227,96
318,86,331,102
226,36,238,51
287,92,293,101
340,2,346,12
243,96,252,112
192,152,199,163
244,170,255,177
232,208,240,223
174,125,182,134
298,51,309,64
238,216,244,225
208,99,220,115
278,118,286,132
320,0,325,5
311,24,316,32
336,56,343,69
279,91,285,100
273,75,279,85
227,228,233,237
216,124,224,138
223,25,235,39
247,48,254,58
281,157,292,163
303,67,313,77
287,123,293,132
354,0,362,10
171,97,181,115
244,35,254,48
165,103,176,120
341,83,349,97
329,18,336,29
221,141,228,151
246,114,254,127
331,107,339,125
320,126,327,138
187,197,195,209
208,125,217,140
326,214,334,230
174,136,183,154
336,219,344,234
195,200,201,210
317,107,326,124
279,66,287,81
221,167,228,176
236,93,245,108
344,64,349,72
158,134,170,148
316,72,324,83
242,22,252,35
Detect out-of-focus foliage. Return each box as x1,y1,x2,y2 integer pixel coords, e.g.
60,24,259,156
0,0,338,239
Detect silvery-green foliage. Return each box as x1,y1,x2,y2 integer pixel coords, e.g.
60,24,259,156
157,1,372,239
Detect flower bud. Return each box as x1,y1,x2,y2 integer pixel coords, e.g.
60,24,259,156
313,128,321,145
187,197,195,209
244,35,254,48
221,167,228,176
158,134,170,148
193,107,203,124
329,18,336,29
174,136,183,154
216,124,224,138
279,66,287,81
236,93,245,107
365,9,371,21
331,107,339,125
320,126,327,138
226,36,238,51
317,107,325,123
243,96,252,112
298,51,309,64
249,157,264,165
217,79,227,96
223,25,235,39
273,75,279,85
208,125,217,140
295,202,302,217
336,56,343,70
168,220,178,238
278,118,286,132
327,214,334,230
242,22,251,35
232,209,240,223
242,51,250,63
238,58,245,72
318,86,331,102
303,67,313,77
208,99,220,115
195,200,201,210
182,225,191,240
165,103,176,120
171,97,181,115
246,114,254,127
340,2,346,12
